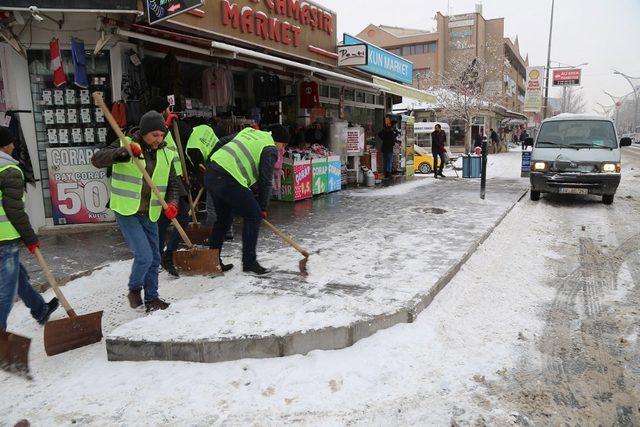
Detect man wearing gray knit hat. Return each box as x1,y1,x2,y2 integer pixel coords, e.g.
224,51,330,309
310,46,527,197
91,111,183,312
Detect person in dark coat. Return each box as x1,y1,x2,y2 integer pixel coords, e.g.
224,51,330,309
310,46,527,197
431,124,447,178
0,127,59,332
378,119,399,178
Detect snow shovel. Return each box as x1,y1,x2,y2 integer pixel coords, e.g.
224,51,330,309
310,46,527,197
262,220,310,276
0,330,31,377
94,93,222,277
172,121,212,245
35,249,103,357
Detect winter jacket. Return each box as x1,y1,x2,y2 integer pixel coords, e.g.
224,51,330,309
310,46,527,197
91,133,183,214
0,151,37,246
378,127,399,154
431,129,447,153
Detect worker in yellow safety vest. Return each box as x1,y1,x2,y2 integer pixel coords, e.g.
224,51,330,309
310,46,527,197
92,111,182,312
0,127,59,332
205,124,289,275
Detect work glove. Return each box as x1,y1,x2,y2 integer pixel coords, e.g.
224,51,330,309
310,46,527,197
164,203,178,220
165,113,179,127
129,142,143,157
261,211,268,219
26,241,41,254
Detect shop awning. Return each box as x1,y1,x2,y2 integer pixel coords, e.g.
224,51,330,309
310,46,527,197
371,77,437,104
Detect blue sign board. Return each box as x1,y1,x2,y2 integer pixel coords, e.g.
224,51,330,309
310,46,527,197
343,34,414,85
521,151,532,177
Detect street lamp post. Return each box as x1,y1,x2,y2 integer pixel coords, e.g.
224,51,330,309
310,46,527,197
614,70,639,130
603,91,622,125
543,0,555,119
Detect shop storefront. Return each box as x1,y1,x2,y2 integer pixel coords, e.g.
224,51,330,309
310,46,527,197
0,0,437,227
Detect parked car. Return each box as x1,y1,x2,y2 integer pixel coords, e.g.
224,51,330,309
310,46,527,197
528,114,632,205
413,145,443,174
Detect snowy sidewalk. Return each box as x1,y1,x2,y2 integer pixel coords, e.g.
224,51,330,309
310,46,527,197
103,152,529,363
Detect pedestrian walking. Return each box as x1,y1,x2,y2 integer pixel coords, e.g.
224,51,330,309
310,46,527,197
205,125,284,275
520,129,531,150
378,118,399,179
431,124,447,178
92,111,182,312
147,97,192,277
490,128,499,153
0,127,59,332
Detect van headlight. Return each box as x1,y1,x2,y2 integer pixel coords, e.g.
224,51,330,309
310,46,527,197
601,163,621,173
532,161,548,172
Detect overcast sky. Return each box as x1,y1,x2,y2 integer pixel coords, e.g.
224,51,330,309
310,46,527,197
320,0,640,115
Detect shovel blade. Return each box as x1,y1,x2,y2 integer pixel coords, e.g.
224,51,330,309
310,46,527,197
186,223,213,245
173,248,223,276
44,311,103,356
0,331,31,376
299,256,309,276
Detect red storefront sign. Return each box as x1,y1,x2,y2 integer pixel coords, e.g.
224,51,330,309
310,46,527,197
552,69,582,86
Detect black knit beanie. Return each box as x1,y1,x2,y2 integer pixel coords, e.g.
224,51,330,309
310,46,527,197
0,126,16,147
139,111,167,136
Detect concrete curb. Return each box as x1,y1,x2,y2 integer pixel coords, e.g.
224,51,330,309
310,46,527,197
106,190,528,364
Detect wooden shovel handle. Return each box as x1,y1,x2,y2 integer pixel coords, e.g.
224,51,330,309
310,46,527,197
189,187,205,217
93,93,195,249
34,248,77,317
171,121,199,224
263,220,309,257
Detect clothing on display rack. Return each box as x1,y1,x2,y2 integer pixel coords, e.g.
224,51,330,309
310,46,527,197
300,80,320,109
110,102,127,128
121,49,148,103
71,38,89,89
253,72,280,103
202,66,234,107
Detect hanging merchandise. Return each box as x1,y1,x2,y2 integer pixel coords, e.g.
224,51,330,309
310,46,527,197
71,38,89,89
202,66,234,107
253,72,280,103
300,80,320,109
49,38,66,87
110,101,127,128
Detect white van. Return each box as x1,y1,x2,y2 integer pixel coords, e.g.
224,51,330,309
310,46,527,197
529,114,632,205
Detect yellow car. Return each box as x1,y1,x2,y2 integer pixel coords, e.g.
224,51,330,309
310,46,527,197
414,150,443,174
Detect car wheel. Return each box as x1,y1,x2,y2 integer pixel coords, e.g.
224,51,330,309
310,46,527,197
418,163,431,174
602,194,614,205
530,190,541,201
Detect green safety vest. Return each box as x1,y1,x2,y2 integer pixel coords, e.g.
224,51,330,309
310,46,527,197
0,164,25,242
186,125,219,164
164,132,183,177
210,128,275,188
109,138,177,222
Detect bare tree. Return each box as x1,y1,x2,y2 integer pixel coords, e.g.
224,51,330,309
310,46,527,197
561,86,587,114
431,44,507,153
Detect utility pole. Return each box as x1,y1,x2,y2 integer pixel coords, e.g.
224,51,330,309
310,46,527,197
603,91,622,125
613,70,639,131
543,0,555,119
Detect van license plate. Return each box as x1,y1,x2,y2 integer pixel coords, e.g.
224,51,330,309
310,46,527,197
559,187,588,195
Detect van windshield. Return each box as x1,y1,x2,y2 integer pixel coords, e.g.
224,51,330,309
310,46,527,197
536,120,617,149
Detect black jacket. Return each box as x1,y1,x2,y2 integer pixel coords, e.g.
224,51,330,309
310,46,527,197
0,152,37,246
432,129,447,153
92,133,183,214
378,127,399,154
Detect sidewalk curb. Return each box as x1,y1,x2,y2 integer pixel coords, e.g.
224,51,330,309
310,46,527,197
106,190,528,364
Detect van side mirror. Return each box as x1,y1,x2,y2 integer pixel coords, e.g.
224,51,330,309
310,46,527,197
620,137,632,147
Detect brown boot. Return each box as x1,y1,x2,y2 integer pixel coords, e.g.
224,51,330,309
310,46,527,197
145,299,170,313
127,290,143,309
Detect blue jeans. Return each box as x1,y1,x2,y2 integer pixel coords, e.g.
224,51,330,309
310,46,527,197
432,151,445,176
0,243,46,330
158,196,190,255
205,167,262,267
382,151,393,175
115,213,160,302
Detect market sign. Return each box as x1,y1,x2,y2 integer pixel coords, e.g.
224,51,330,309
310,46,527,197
168,0,338,66
46,147,114,225
524,66,545,113
0,0,137,10
147,0,204,25
337,44,368,67
343,34,413,85
552,68,581,86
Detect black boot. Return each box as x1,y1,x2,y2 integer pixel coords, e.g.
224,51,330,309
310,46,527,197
127,290,143,309
243,261,269,275
37,298,59,325
220,258,234,272
161,252,180,278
